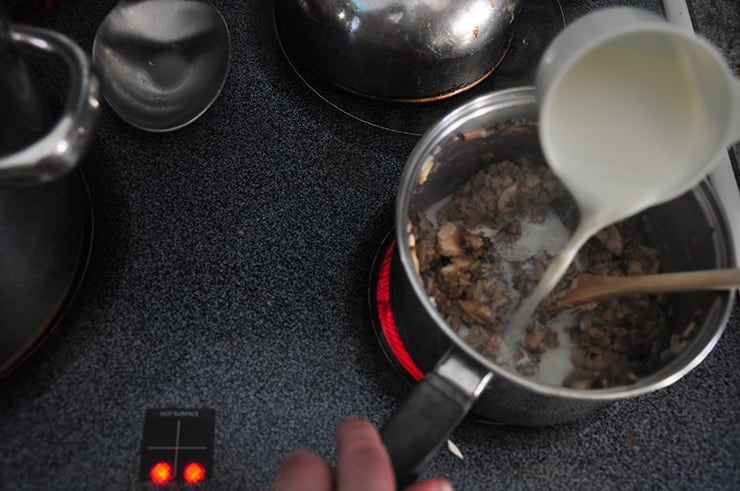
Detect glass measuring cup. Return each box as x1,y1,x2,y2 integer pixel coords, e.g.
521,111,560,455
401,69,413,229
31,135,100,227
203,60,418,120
507,7,740,337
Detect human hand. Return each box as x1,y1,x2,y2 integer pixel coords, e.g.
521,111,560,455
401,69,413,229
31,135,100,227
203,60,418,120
272,417,452,491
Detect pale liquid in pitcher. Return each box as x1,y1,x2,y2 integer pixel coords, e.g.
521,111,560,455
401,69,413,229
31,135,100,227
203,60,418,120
505,36,714,347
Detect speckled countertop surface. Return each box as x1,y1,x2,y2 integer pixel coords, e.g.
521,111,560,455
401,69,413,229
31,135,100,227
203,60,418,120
0,0,738,489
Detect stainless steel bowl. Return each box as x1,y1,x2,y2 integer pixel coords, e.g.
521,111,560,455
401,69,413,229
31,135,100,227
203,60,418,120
274,0,521,102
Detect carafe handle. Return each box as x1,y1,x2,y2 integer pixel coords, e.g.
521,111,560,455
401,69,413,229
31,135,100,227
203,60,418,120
731,78,740,145
0,17,100,183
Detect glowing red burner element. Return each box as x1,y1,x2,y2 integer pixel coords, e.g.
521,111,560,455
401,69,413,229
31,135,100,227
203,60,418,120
375,240,424,382
183,462,207,484
149,462,173,485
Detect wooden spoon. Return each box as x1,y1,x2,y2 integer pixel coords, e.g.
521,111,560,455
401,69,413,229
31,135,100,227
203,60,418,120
550,268,740,311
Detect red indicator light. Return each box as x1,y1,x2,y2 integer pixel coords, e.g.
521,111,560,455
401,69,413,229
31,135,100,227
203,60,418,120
183,462,206,484
149,461,173,484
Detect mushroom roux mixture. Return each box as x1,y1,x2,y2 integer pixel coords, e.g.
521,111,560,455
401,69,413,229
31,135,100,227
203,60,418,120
409,158,702,389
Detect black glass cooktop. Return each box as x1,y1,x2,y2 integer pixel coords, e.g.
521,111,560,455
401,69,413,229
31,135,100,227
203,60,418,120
1,1,737,490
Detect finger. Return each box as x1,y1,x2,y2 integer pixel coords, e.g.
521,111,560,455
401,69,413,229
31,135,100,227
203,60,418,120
405,478,453,491
336,418,395,491
272,449,334,491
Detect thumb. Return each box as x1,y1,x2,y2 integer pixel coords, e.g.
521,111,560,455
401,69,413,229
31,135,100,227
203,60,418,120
404,478,453,491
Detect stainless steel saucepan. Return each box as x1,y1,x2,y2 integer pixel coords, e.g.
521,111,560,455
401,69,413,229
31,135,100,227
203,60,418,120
380,87,736,485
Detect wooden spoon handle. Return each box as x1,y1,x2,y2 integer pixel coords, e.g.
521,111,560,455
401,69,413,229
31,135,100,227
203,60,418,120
552,268,740,310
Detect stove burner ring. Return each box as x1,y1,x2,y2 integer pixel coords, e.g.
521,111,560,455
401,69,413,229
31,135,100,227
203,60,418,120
368,229,506,425
372,237,424,382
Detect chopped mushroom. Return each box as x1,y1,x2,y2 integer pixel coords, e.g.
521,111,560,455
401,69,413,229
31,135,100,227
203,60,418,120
437,222,464,257
497,183,519,215
410,156,701,389
596,225,624,256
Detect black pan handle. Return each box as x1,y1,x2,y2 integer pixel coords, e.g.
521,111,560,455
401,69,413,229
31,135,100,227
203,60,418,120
380,347,492,488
